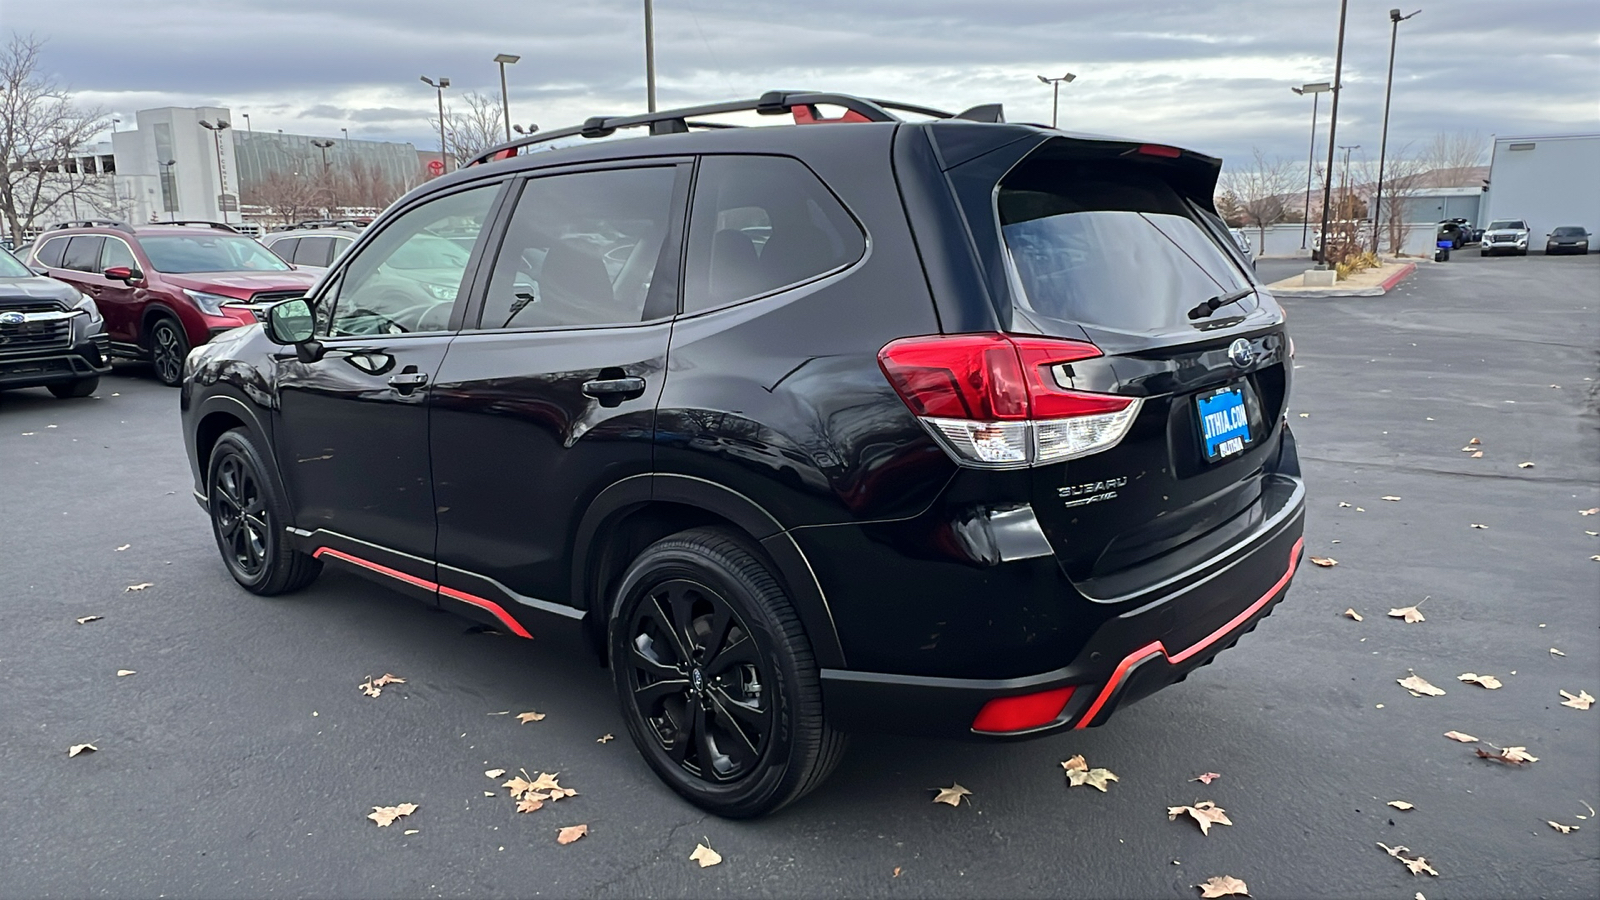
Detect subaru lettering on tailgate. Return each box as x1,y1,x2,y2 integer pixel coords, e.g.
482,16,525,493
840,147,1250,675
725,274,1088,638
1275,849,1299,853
1197,385,1252,461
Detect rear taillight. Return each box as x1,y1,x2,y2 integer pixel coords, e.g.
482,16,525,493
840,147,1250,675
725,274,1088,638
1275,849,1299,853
877,333,1141,469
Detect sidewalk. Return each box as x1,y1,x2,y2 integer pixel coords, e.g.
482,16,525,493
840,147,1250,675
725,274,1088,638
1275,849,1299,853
1265,259,1418,297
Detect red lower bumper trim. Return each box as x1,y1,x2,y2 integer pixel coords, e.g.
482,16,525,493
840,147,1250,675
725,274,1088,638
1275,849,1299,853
1073,536,1303,729
312,547,533,639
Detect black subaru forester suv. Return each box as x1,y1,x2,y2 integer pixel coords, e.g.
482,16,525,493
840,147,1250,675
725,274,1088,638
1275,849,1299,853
181,92,1305,818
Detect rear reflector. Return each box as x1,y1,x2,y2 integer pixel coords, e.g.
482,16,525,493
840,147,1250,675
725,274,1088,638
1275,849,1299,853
878,333,1140,468
972,686,1077,733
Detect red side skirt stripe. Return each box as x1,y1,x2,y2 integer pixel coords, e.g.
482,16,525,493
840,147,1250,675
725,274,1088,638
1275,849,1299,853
311,547,534,639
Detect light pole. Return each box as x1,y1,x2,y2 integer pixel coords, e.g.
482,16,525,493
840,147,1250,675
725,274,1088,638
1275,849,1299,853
158,159,177,222
198,119,232,225
1291,82,1331,250
1315,0,1351,266
643,0,657,113
1372,8,1421,254
494,54,520,143
1036,73,1077,129
421,76,451,174
312,138,335,214
1338,144,1360,229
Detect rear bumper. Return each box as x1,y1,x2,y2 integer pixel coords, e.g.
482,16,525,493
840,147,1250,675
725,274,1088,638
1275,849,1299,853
819,475,1305,739
0,337,112,389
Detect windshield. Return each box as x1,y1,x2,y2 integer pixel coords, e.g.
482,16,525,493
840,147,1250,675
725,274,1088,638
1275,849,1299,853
999,161,1253,336
1488,220,1526,230
1553,226,1585,236
0,247,34,278
139,234,292,274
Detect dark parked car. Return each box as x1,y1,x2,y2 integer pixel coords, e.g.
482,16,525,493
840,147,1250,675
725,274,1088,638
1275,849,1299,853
180,91,1305,818
1545,225,1591,255
0,245,110,398
1436,219,1469,249
25,220,317,385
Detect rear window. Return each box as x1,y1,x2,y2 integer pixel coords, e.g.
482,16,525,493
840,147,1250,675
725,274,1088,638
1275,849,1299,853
998,161,1252,335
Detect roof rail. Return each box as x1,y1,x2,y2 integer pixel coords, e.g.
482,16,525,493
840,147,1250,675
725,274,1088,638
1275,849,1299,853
292,219,366,231
468,91,994,167
50,219,132,233
159,220,240,233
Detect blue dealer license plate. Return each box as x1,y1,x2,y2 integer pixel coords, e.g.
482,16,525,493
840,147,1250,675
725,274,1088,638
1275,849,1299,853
1196,385,1252,461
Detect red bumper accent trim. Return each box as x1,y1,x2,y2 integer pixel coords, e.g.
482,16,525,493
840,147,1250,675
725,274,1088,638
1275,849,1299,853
1073,536,1304,729
311,547,533,639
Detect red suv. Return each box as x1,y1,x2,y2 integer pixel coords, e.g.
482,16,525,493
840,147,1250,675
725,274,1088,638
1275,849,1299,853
27,220,318,385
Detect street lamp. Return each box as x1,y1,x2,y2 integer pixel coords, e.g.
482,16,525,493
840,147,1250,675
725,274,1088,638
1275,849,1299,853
158,159,177,222
1316,0,1351,267
312,138,336,215
421,75,451,174
198,119,232,225
494,53,520,143
512,123,540,135
643,0,657,113
242,113,251,133
1291,82,1332,250
1372,8,1421,254
1036,72,1077,129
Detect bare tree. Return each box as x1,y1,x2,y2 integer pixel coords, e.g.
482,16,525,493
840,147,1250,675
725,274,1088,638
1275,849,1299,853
1221,148,1298,247
1420,131,1486,187
0,33,112,240
336,158,405,214
1372,147,1426,255
241,170,325,227
443,92,505,169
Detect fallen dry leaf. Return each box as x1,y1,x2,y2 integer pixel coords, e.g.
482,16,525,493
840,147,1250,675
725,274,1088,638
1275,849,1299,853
1548,821,1578,834
116,669,135,677
114,544,129,551
1398,673,1446,697
1298,412,1309,418
404,829,419,835
893,867,902,877
1581,508,1599,516
1193,773,1222,785
1339,501,1352,507
932,783,972,806
67,743,97,757
1458,673,1503,690
75,615,102,625
503,775,535,797
1518,461,1535,469
1549,648,1566,657
1443,731,1479,743
367,803,419,827
1169,801,1232,836
1381,495,1402,502
1388,800,1415,811
1309,556,1338,567
1343,608,1363,622
557,824,588,844
1196,875,1250,898
1470,450,1484,458
517,796,545,814
358,673,405,698
1378,843,1439,877
597,733,614,743
516,711,546,724
485,768,506,779
1061,754,1119,792
124,583,153,592
1468,437,1481,445
1559,689,1595,710
372,674,405,687
689,842,723,868
1475,744,1538,765
1389,602,1427,624
1470,523,1488,529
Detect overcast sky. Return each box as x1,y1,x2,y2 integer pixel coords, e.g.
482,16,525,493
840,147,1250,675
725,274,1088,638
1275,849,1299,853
9,0,1598,172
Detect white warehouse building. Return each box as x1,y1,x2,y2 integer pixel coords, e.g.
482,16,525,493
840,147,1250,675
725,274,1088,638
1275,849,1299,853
1482,133,1600,246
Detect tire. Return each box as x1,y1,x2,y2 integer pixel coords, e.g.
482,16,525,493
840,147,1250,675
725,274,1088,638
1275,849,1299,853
48,376,98,398
608,527,846,818
206,427,321,595
1480,250,1488,257
149,317,188,387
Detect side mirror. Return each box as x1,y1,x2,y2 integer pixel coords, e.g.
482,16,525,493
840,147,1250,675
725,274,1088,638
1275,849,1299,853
103,265,143,284
265,297,318,360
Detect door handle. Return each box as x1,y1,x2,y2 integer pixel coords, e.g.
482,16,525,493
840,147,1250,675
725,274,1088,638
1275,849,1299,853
582,376,646,403
388,371,429,394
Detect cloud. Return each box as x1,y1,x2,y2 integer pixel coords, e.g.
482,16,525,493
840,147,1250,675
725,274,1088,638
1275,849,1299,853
10,0,1598,173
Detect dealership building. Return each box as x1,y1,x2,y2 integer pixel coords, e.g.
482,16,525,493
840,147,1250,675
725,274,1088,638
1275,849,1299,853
1480,133,1600,242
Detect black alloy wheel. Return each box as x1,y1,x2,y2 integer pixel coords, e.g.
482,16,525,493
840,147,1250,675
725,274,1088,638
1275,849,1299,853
610,528,846,818
206,428,321,595
150,317,187,386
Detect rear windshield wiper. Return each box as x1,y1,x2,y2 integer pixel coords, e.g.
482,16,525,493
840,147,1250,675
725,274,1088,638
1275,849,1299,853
1188,287,1253,320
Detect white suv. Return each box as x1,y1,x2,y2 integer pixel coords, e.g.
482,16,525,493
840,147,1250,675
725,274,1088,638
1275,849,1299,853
262,225,360,271
1480,218,1530,256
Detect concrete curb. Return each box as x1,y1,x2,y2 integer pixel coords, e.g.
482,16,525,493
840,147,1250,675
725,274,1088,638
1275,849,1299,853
1268,261,1417,298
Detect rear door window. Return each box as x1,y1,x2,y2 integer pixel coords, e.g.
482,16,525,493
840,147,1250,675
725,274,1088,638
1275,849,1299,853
294,236,335,267
62,236,106,273
34,237,67,268
683,155,865,314
998,161,1253,336
267,237,299,263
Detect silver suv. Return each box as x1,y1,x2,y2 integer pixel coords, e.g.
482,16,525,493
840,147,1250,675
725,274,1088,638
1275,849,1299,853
262,223,362,271
1480,218,1530,256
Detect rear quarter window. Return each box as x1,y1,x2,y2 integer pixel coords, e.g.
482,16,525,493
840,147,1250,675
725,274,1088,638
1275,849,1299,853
34,237,67,268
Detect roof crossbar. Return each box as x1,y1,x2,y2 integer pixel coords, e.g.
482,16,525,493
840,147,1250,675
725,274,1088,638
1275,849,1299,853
468,91,968,166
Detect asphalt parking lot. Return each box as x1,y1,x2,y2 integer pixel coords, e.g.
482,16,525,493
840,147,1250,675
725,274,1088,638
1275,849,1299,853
2,251,1596,899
